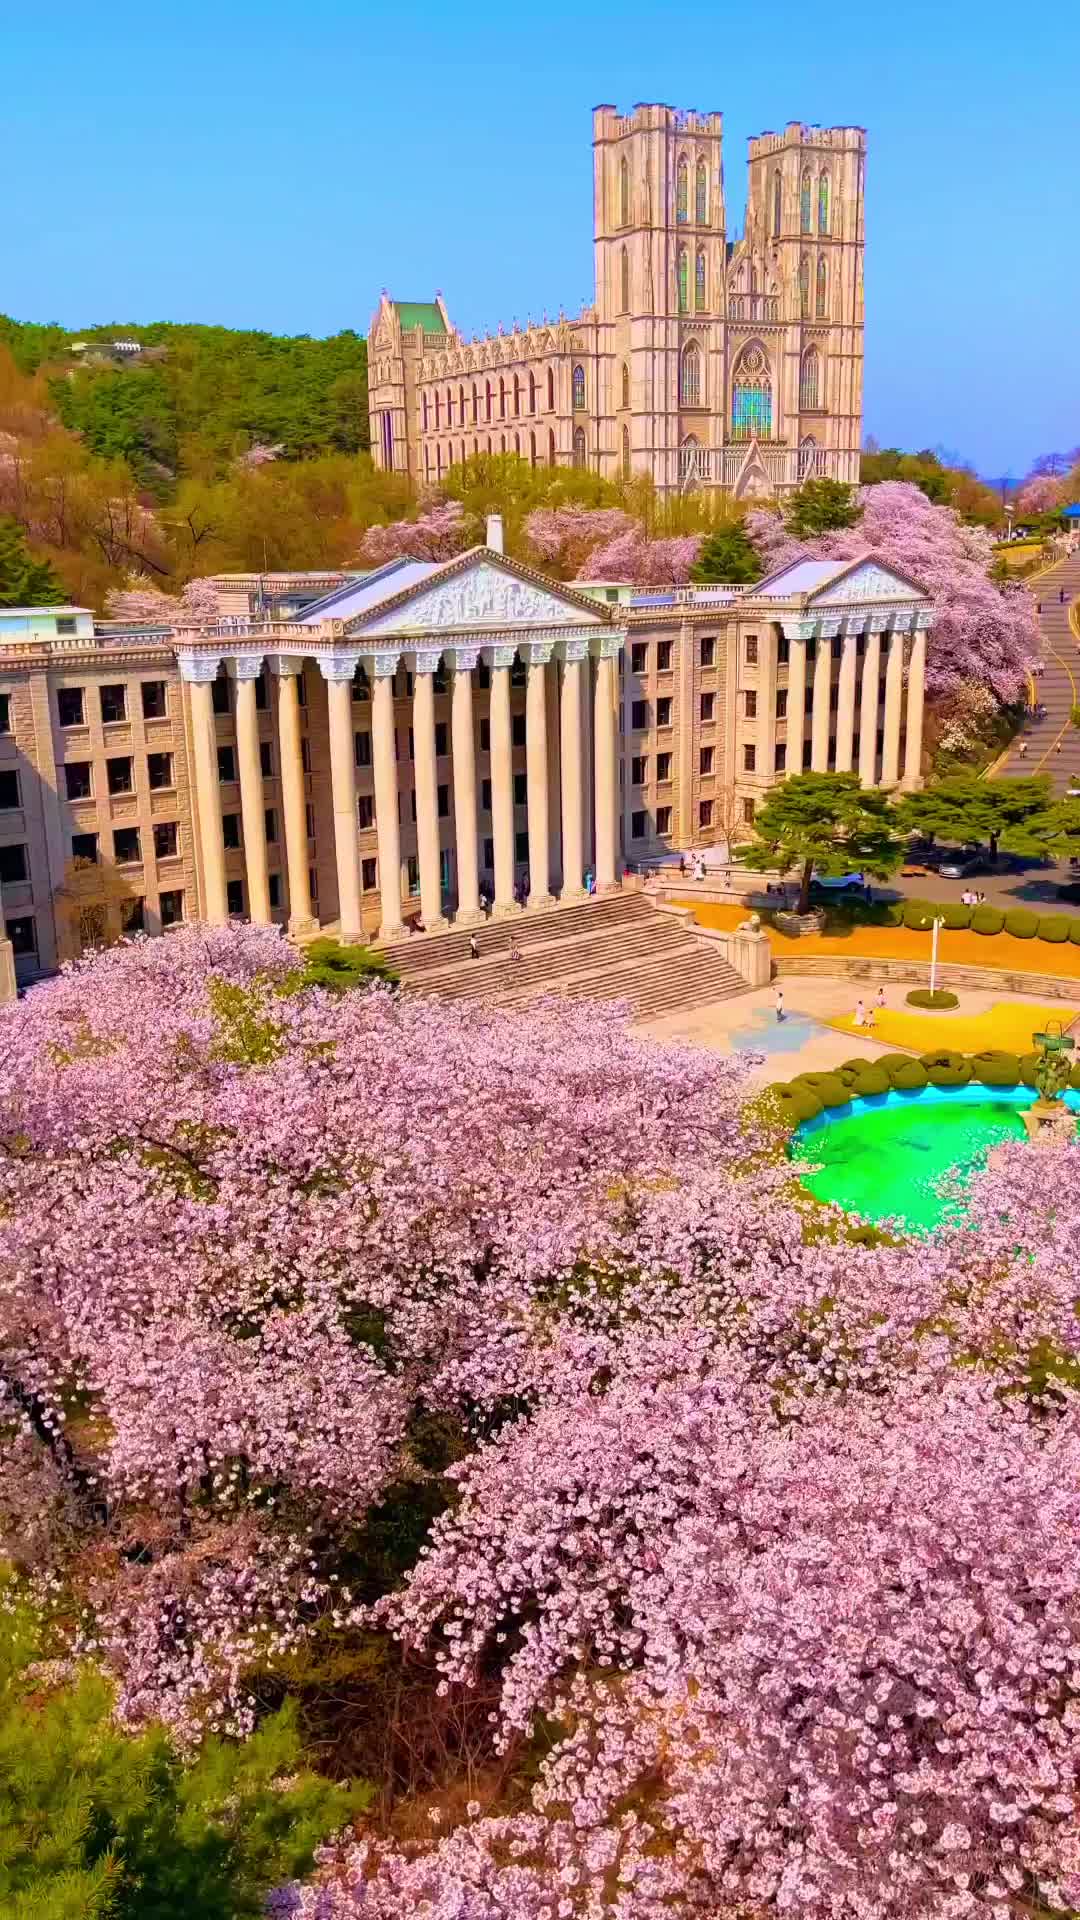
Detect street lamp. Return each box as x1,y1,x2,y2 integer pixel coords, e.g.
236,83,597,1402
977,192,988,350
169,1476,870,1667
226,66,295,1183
929,914,946,997
1005,502,1015,543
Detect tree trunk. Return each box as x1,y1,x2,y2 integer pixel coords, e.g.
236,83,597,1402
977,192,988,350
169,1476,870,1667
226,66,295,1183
798,860,814,915
989,832,999,861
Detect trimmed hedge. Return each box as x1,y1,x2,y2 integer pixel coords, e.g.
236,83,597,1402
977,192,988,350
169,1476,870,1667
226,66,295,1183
772,1083,823,1124
902,899,938,930
891,897,1080,945
793,1071,851,1108
919,1048,973,1089
906,988,959,1009
772,1046,1079,1135
1004,909,1040,940
970,905,1005,935
1037,915,1070,944
1071,921,1080,946
889,1060,930,1091
970,1050,1022,1088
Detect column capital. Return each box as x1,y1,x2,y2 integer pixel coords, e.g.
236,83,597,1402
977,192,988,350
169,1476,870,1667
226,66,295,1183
448,644,482,672
818,617,843,640
914,609,934,631
410,646,444,676
781,619,816,642
483,643,518,670
267,653,306,678
522,640,554,668
177,649,222,684
868,612,892,635
226,653,265,681
561,637,591,664
315,649,363,683
367,650,402,679
839,613,866,637
590,631,626,660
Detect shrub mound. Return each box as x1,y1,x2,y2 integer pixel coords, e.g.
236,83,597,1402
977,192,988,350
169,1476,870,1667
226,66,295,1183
905,988,959,1009
888,1059,930,1092
793,1071,851,1109
919,1048,973,1088
1004,908,1040,940
1037,915,1070,944
772,1083,823,1124
970,1050,1022,1088
970,905,1005,935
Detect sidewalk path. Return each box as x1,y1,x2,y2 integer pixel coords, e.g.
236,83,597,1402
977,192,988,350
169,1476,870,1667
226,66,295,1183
994,549,1080,793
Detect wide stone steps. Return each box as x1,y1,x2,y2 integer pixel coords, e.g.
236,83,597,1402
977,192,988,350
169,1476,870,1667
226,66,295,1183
379,892,640,973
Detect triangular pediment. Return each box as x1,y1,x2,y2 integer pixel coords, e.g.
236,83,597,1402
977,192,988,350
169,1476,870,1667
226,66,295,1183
732,441,773,501
809,558,927,606
346,552,607,638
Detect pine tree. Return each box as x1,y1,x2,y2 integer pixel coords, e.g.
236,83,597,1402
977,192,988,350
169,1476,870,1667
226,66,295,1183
0,518,65,607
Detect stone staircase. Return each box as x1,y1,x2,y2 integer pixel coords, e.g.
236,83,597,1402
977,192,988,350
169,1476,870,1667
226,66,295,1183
380,892,751,1023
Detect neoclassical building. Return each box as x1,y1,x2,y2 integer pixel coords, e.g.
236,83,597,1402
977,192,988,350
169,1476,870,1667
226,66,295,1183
0,530,930,991
368,103,865,499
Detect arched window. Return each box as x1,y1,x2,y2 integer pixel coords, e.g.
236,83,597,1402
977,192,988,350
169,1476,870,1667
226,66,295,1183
620,245,630,312
676,155,688,222
572,363,585,410
816,254,828,319
619,154,630,226
695,247,706,310
798,434,818,479
731,341,772,440
799,346,820,411
514,430,520,454
800,169,812,233
680,339,701,407
695,158,708,224
677,247,689,314
572,425,586,469
773,168,782,237
621,424,631,478
486,434,492,454
436,445,443,478
547,367,555,410
513,374,521,416
500,433,506,452
447,386,454,424
458,384,465,423
620,360,630,410
749,261,758,294
485,381,493,422
548,428,556,466
422,393,429,431
529,429,537,468
472,382,479,422
799,254,810,318
529,372,537,413
499,378,506,418
434,391,441,429
818,172,830,235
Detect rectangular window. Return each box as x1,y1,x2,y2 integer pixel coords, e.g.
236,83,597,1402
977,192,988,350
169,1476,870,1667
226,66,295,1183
309,866,318,901
217,746,236,784
775,688,788,718
700,746,714,775
121,896,144,933
745,634,759,665
743,797,755,823
64,761,92,800
700,636,715,668
0,694,9,735
434,722,448,757
657,641,673,672
159,889,184,926
259,740,273,778
362,857,377,891
351,667,369,704
745,689,757,719
0,771,19,810
147,751,173,790
141,680,167,719
407,855,419,895
264,807,278,843
211,675,231,716
656,697,672,727
408,728,415,761
513,772,527,805
222,813,241,850
515,829,530,862
511,714,526,747
0,844,27,884
355,731,372,768
657,752,672,782
358,794,374,830
700,692,715,723
113,826,141,864
6,915,36,956
58,687,84,728
437,783,449,819
631,699,649,730
477,661,491,690
481,778,492,811
107,756,133,795
656,805,672,836
631,810,646,839
743,743,756,772
479,719,491,752
226,878,244,917
305,802,316,840
630,642,648,674
56,616,77,636
775,743,787,771
777,637,790,665
153,821,179,859
300,737,312,775
631,756,647,785
71,831,98,864
268,872,282,910
483,837,494,871
296,672,307,708
410,791,417,823
699,800,713,829
100,684,127,724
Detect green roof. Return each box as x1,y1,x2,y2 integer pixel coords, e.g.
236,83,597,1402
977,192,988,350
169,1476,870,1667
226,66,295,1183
394,301,445,333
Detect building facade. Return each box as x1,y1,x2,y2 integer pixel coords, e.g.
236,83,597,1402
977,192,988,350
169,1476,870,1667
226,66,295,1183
368,105,865,499
0,541,928,991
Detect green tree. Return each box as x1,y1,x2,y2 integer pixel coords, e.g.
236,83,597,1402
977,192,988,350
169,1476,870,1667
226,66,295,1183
896,774,1052,861
0,517,65,607
1001,795,1080,862
689,523,763,584
299,939,399,994
738,771,904,913
783,477,862,539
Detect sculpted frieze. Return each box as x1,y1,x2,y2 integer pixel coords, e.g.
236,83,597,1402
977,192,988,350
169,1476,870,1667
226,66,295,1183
357,565,601,636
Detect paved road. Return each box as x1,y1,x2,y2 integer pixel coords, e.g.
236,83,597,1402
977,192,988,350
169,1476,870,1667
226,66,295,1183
995,548,1080,795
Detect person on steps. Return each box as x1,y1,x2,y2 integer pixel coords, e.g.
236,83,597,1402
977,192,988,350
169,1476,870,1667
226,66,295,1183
469,933,479,961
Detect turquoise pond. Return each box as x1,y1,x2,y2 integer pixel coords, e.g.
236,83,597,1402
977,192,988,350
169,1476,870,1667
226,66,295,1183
789,1084,1080,1233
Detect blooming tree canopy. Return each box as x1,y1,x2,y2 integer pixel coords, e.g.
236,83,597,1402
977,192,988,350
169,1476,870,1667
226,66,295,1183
356,501,472,565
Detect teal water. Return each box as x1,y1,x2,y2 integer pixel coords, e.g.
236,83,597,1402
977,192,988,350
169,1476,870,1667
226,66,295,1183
790,1087,1080,1233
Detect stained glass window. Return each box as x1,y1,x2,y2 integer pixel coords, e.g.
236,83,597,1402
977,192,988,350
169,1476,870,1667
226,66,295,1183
731,343,772,441
800,169,812,233
799,255,810,318
773,169,782,236
695,159,708,224
621,361,630,409
677,248,689,314
620,155,630,227
799,347,819,410
816,255,828,318
676,156,688,222
572,364,585,410
680,341,701,407
620,245,630,312
695,247,706,310
818,172,830,234
572,426,586,469
622,425,631,477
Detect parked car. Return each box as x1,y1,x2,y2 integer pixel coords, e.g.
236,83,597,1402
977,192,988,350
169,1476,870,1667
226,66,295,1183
939,849,984,879
808,871,865,898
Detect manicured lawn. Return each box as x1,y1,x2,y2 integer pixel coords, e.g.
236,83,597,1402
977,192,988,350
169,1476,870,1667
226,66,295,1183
828,999,1071,1054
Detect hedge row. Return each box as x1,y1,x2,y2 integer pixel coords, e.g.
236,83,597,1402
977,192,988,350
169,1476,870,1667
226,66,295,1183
770,1049,1080,1126
898,898,1080,943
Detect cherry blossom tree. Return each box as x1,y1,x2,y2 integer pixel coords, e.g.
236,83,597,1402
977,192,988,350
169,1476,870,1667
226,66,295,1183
104,575,220,627
356,501,472,565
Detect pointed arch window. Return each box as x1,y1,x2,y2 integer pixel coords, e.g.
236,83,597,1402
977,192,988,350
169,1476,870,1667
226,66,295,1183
621,425,631,478
798,435,818,479
422,393,429,431
514,430,520,454
799,255,811,319
547,367,555,410
731,342,772,441
800,169,812,233
447,386,454,424
530,429,537,469
499,378,506,419
799,346,820,411
528,372,537,414
695,247,706,310
816,254,828,319
773,168,782,237
572,425,586,469
695,158,708,225
458,384,465,423
680,339,701,408
620,244,630,313
548,428,556,466
818,172,830,234
572,363,586,410
485,381,492,422
676,155,688,222
619,154,630,227
513,374,521,416
471,382,479,422
434,391,441,429
620,360,630,410
677,247,689,314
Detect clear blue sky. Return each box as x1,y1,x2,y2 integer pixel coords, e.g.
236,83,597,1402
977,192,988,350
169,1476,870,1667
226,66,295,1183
5,0,1075,479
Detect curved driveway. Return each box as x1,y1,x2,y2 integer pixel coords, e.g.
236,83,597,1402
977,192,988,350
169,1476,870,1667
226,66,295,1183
995,549,1080,794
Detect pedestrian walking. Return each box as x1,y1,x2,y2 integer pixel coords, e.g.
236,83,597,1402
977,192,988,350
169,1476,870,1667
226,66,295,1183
468,933,479,961
679,855,687,877
1056,740,1063,755
774,985,785,1023
1061,588,1067,605
876,986,886,1012
1018,739,1027,757
509,934,522,966
854,997,865,1027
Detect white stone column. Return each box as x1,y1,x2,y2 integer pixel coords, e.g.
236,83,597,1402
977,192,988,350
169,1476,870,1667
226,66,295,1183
525,644,554,909
593,637,621,891
450,649,482,922
230,656,271,925
180,653,228,925
271,655,314,933
858,629,882,787
757,625,778,779
560,640,587,896
370,656,404,940
834,624,858,773
412,650,447,932
487,647,518,917
318,653,364,943
903,619,929,789
881,627,905,786
545,654,562,890
785,630,807,775
810,630,833,772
